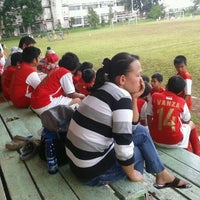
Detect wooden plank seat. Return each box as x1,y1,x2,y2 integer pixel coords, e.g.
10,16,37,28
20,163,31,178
0,102,147,200
0,101,200,199
156,147,200,199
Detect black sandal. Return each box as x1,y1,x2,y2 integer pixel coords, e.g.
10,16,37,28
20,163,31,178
153,177,192,189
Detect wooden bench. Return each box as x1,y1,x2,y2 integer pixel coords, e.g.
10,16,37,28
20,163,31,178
0,101,200,200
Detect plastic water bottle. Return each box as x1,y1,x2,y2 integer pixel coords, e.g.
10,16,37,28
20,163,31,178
45,139,58,174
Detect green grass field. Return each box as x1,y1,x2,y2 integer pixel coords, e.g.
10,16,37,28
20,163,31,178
2,17,200,97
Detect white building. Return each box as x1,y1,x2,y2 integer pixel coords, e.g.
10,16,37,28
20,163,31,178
41,0,125,31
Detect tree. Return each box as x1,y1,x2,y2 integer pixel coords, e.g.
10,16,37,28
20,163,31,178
1,0,21,36
120,0,131,11
70,17,75,28
108,7,114,24
87,7,99,29
19,0,43,32
120,0,160,15
191,0,200,10
193,0,200,6
149,4,163,19
101,16,106,27
1,0,42,35
141,0,159,14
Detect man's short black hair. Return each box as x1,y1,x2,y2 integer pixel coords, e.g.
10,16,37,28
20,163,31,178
18,36,36,49
151,73,163,82
22,46,41,63
174,55,187,65
58,52,80,71
11,52,23,66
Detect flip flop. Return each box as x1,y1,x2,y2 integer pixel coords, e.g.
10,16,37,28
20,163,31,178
5,139,26,151
13,135,34,141
20,139,41,161
153,177,192,189
5,135,34,151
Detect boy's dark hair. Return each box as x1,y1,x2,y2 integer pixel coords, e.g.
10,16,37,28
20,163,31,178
11,52,23,66
82,68,95,83
140,81,151,98
18,36,36,49
22,46,41,63
167,75,186,94
151,73,163,82
58,52,80,71
47,46,51,50
141,75,150,83
80,61,93,72
174,55,187,65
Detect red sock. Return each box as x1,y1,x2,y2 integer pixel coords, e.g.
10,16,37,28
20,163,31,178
189,128,200,156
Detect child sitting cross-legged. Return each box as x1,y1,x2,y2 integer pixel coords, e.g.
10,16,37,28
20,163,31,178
31,52,85,115
9,47,41,108
1,52,22,100
147,75,200,156
37,47,59,74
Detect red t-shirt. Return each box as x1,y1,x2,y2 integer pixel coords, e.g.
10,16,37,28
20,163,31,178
75,78,93,96
1,65,16,100
137,98,146,115
10,62,39,108
177,69,192,110
31,67,74,109
150,91,187,145
73,74,81,85
150,87,165,95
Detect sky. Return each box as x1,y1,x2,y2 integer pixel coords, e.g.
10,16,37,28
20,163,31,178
162,0,194,9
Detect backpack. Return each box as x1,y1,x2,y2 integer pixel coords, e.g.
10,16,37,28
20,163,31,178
39,105,74,166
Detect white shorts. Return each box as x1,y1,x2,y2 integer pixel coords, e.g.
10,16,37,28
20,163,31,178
32,96,73,115
155,124,191,149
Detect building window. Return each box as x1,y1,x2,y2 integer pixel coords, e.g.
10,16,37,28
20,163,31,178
82,4,88,10
69,6,80,11
74,17,82,25
91,4,98,9
83,16,88,25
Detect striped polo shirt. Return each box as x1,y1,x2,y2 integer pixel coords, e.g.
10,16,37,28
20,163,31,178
66,82,134,180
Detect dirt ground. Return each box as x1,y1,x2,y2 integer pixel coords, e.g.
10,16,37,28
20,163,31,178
191,97,200,130
191,97,200,149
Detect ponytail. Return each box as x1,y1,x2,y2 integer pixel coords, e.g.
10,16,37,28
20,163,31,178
91,52,139,92
91,58,111,92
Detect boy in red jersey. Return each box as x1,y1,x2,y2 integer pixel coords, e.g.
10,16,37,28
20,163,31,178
1,52,22,100
4,36,36,70
75,68,96,96
150,73,165,95
174,55,192,110
9,47,41,108
38,47,59,74
31,52,85,115
73,61,93,85
146,73,165,115
147,76,199,156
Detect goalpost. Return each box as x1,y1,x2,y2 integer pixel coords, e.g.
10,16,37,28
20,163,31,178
47,30,64,42
165,10,185,20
